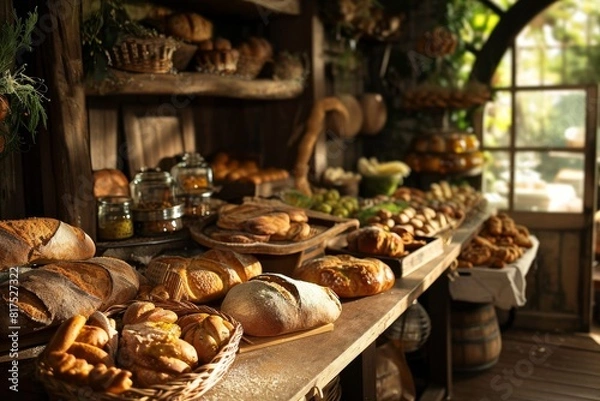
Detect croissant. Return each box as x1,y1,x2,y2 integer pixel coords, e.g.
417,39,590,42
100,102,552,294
346,226,406,258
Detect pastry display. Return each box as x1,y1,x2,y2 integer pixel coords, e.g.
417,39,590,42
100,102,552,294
405,131,484,175
457,213,533,268
37,301,241,396
211,152,289,184
293,254,395,298
209,201,312,244
221,273,342,337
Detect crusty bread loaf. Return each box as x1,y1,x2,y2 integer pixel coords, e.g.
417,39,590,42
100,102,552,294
293,254,395,298
178,312,236,364
220,273,342,337
93,169,130,198
0,257,139,336
0,217,96,270
145,249,262,303
346,226,406,258
166,12,213,43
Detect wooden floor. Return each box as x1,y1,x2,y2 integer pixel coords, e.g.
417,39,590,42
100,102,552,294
451,329,600,401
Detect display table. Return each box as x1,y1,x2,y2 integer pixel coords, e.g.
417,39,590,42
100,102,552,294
449,236,539,310
0,206,494,401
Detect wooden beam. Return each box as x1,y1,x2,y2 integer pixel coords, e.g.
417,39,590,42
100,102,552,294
469,0,558,85
39,0,96,236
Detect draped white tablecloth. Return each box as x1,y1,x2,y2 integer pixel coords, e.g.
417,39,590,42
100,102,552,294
449,236,539,310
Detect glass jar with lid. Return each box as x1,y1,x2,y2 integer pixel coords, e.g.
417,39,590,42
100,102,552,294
130,167,176,209
170,152,214,216
97,196,134,240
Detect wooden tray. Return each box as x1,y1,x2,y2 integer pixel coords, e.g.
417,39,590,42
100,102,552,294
325,235,445,278
189,209,359,274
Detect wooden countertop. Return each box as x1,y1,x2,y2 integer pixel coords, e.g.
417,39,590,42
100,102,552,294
202,248,462,400
0,202,493,401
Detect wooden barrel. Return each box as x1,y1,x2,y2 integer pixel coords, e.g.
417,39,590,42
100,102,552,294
451,301,502,372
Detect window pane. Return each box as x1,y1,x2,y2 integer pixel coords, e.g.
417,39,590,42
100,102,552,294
482,151,510,210
516,47,542,86
482,91,511,148
515,90,586,148
513,151,583,212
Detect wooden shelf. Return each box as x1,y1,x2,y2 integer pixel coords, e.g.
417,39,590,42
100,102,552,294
154,0,301,17
86,70,305,99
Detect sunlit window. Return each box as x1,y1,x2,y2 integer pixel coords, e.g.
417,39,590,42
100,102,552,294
480,0,599,213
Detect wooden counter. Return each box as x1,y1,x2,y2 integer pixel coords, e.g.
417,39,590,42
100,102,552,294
0,203,493,401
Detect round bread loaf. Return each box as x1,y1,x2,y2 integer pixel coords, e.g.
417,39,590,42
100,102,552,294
293,254,395,298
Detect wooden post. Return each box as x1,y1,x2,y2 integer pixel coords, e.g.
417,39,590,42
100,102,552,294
38,0,96,235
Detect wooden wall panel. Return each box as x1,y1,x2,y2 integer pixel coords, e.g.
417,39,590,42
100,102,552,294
88,101,119,170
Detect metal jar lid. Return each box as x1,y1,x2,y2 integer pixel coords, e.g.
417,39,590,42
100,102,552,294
132,203,185,222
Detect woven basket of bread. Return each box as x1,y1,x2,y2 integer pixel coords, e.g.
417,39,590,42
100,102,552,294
36,300,243,401
108,36,179,74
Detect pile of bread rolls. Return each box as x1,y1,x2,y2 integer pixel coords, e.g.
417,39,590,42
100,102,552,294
211,152,290,185
38,301,240,392
457,213,533,268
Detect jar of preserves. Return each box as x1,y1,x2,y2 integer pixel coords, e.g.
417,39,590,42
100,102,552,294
130,167,176,210
170,152,214,216
97,196,134,240
132,204,185,236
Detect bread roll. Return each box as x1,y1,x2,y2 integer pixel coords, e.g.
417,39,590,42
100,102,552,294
0,217,96,270
346,226,406,258
220,273,342,337
117,305,198,387
93,169,130,198
145,249,262,303
166,12,213,43
178,312,235,364
293,254,395,298
0,257,139,336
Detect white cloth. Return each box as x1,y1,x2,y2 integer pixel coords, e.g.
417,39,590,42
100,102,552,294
449,236,539,310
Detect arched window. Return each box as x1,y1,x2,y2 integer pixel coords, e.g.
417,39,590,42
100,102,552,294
471,0,600,212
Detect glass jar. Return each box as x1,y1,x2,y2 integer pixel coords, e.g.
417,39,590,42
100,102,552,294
132,204,185,236
130,167,176,209
97,196,134,240
170,152,214,216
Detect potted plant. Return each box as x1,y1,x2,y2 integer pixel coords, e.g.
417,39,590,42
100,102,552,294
0,9,48,158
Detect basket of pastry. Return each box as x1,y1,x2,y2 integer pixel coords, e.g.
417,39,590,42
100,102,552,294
36,300,243,401
456,213,534,269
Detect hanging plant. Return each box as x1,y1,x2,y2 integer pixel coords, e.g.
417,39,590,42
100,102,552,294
0,9,48,158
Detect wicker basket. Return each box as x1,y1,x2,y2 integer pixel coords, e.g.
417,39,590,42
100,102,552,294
108,36,179,74
36,301,243,401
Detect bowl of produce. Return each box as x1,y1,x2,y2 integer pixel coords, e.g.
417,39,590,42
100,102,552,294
357,157,411,198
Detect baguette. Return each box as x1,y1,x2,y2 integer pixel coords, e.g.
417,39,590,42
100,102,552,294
0,217,96,270
0,257,139,336
220,273,342,337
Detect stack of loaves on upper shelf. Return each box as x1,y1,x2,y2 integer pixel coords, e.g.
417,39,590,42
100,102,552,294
141,8,305,80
